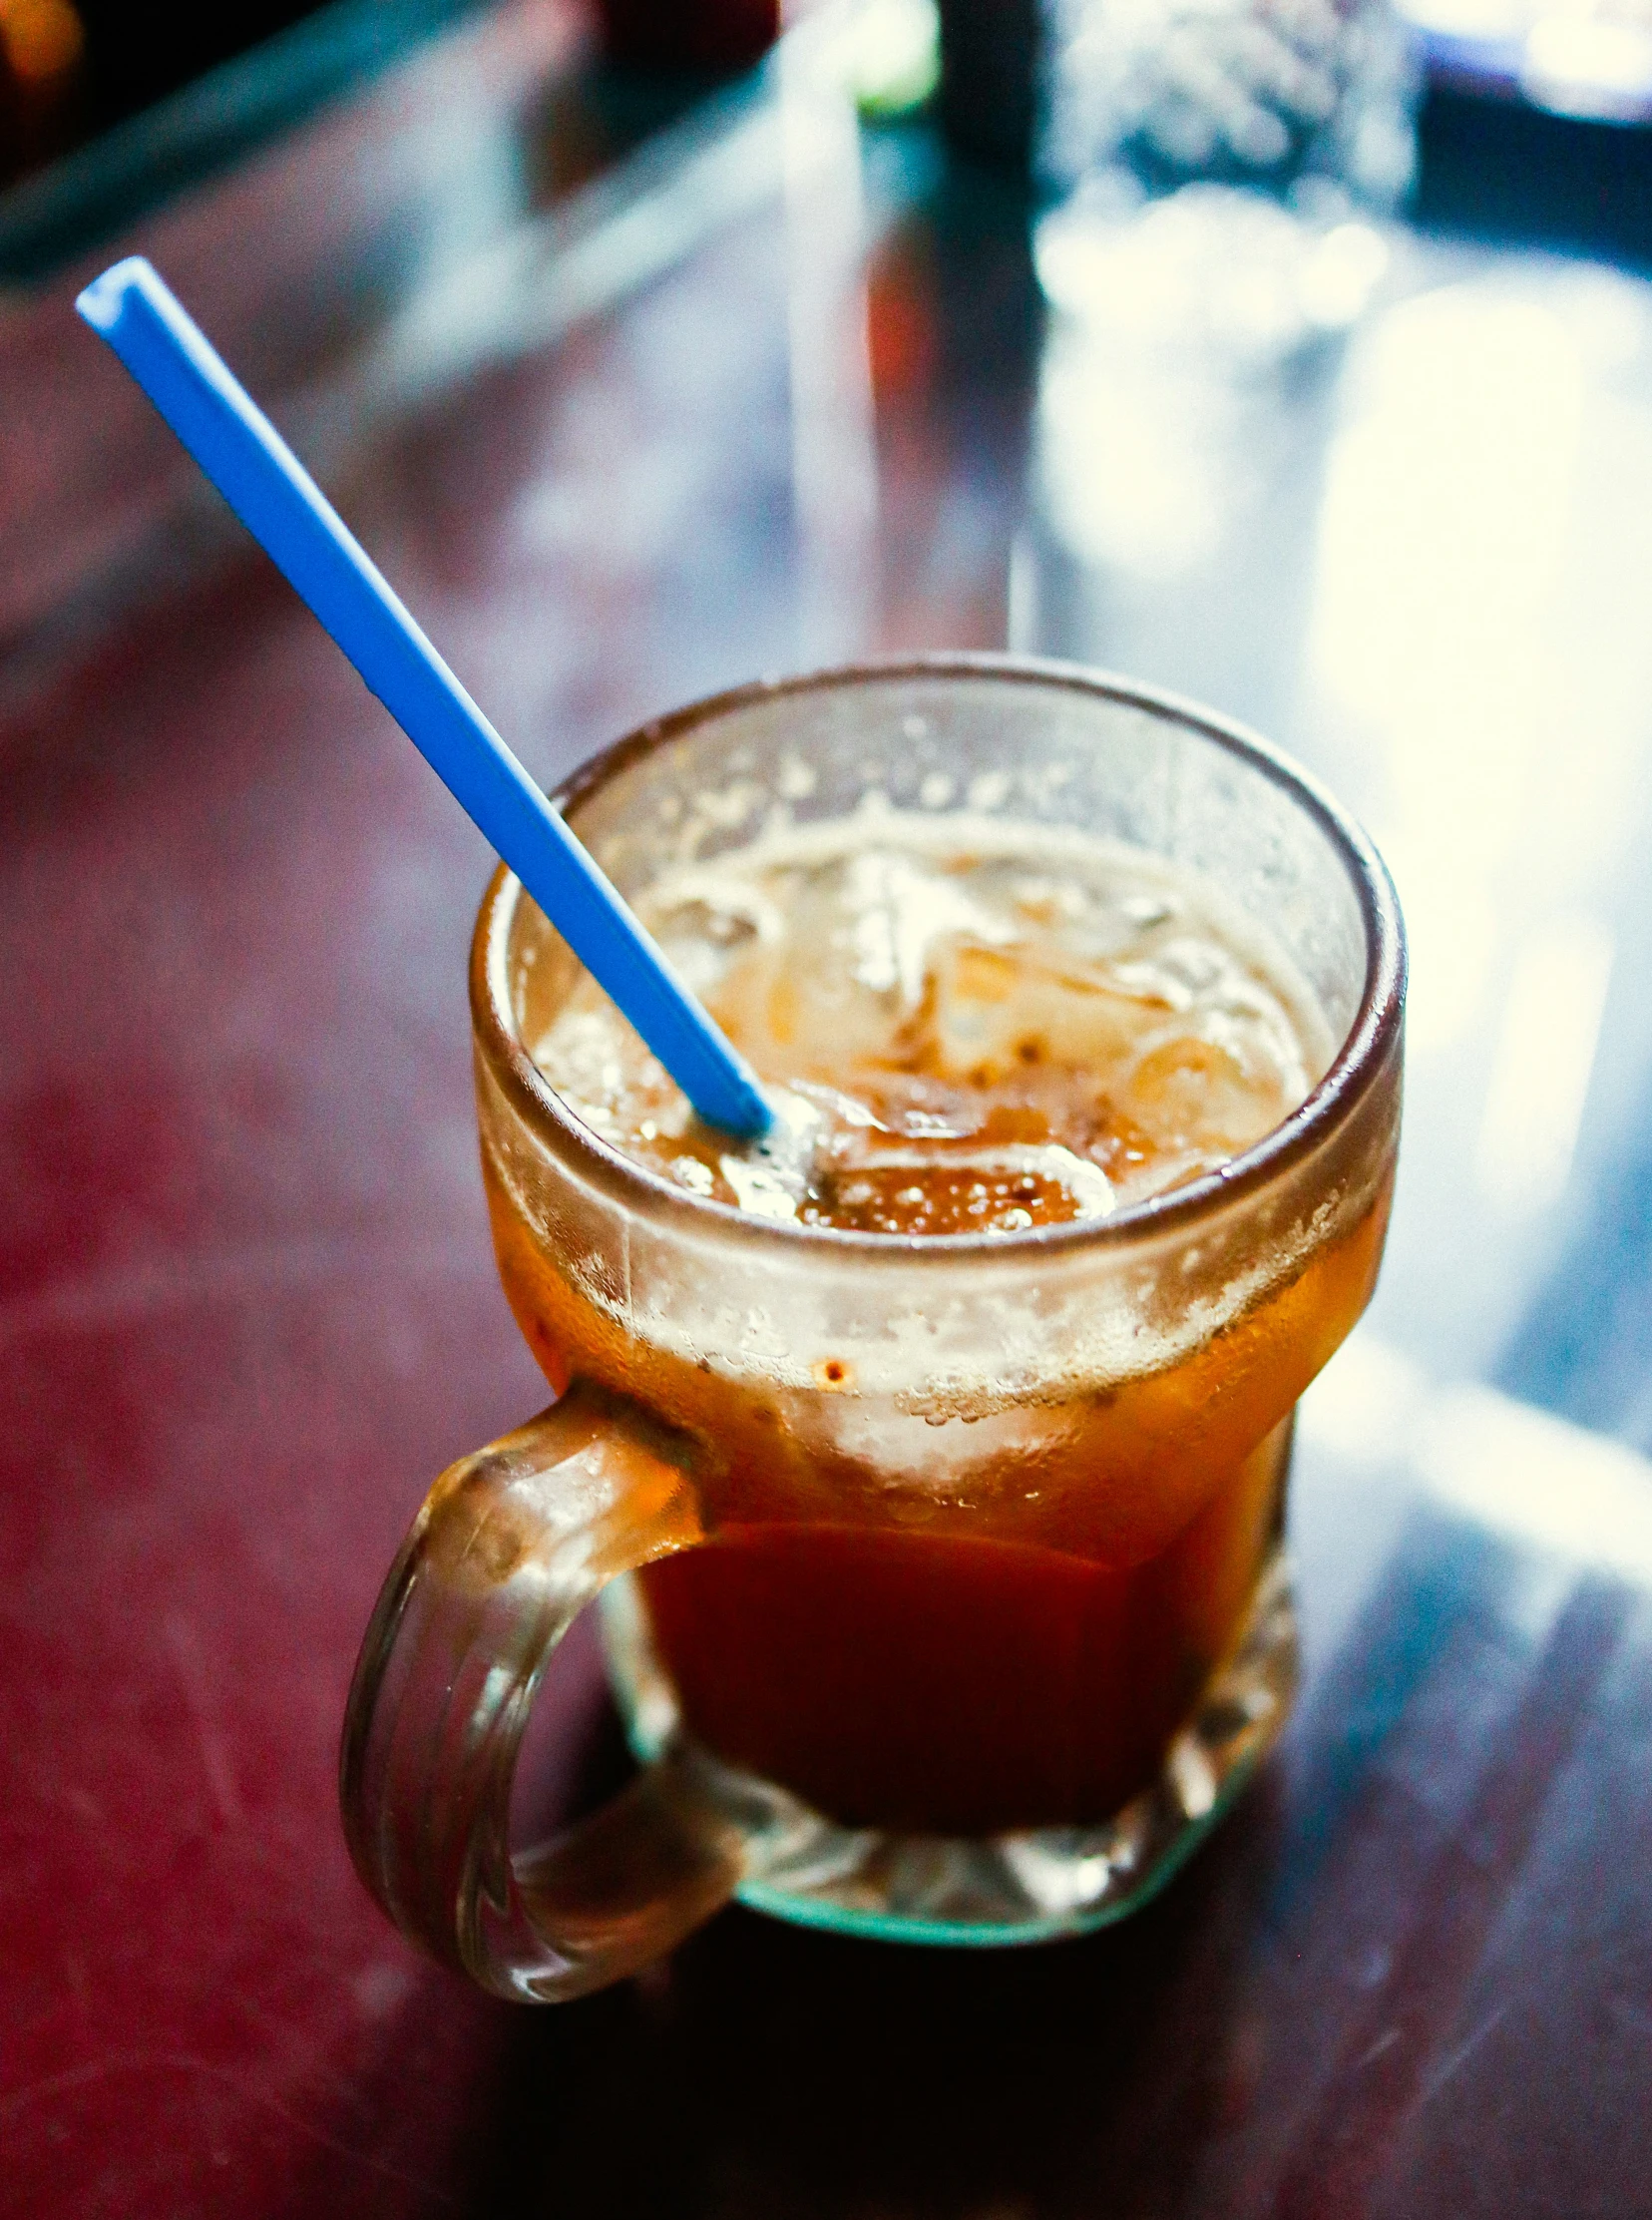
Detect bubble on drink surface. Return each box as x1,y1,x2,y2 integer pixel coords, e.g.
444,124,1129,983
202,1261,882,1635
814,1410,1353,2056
531,814,1332,1232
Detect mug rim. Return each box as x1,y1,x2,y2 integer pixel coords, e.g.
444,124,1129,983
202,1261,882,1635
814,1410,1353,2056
470,654,1405,1263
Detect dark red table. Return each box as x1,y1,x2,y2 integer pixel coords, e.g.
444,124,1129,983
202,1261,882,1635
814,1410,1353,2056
6,5,1652,2211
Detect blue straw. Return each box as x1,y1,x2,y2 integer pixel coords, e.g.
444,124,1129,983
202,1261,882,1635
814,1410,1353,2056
76,256,771,1141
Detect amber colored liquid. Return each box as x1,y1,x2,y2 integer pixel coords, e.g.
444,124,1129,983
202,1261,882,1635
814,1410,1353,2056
636,1433,1288,1833
510,822,1388,1834
488,1170,1391,1835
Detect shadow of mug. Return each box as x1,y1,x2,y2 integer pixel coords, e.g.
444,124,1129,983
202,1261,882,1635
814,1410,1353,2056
465,1748,1284,2216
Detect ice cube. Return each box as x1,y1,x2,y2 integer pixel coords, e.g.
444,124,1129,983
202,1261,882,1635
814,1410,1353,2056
707,851,1014,1082
1124,1035,1288,1154
924,939,1166,1085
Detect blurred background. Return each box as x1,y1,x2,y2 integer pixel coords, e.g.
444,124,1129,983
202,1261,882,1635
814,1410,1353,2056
4,0,1650,242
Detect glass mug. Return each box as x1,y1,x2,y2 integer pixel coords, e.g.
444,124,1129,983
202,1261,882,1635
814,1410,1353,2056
341,659,1404,2001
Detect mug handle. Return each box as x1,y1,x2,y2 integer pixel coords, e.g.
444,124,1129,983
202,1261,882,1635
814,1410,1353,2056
340,1381,749,2000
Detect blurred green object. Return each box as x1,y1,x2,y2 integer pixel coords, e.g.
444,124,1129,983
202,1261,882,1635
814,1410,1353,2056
849,0,940,118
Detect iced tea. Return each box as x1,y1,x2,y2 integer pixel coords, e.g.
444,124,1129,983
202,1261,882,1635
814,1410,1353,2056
491,815,1390,1834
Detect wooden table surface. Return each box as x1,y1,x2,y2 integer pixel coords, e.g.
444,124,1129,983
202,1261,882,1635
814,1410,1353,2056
5,4,1652,2211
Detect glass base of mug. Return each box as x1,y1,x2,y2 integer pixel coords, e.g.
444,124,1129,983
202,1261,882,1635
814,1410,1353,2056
599,1551,1297,1948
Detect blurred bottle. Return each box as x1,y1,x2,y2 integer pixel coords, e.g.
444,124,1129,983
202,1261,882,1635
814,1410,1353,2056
596,0,779,73
935,0,1040,168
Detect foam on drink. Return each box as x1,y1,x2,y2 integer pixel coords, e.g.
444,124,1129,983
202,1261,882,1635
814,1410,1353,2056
532,814,1333,1234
